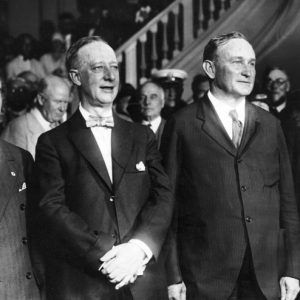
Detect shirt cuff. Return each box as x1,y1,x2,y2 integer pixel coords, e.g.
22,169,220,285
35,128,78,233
129,239,153,264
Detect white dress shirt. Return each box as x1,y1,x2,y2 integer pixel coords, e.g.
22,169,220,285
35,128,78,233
142,116,162,134
79,104,153,263
79,104,113,182
207,91,245,139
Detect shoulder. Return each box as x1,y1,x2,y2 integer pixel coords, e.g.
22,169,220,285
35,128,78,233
249,102,280,127
0,139,33,164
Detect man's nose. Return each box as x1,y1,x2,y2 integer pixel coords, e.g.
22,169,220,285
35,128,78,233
104,66,115,81
241,65,252,77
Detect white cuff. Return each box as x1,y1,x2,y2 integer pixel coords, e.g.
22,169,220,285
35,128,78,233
129,239,153,264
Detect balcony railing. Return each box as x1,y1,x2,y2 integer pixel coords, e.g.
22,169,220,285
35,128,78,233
116,0,240,87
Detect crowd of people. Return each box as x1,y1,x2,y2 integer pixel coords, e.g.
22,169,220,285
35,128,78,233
1,21,300,300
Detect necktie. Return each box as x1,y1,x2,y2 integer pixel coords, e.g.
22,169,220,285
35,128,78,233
86,116,114,128
229,109,243,148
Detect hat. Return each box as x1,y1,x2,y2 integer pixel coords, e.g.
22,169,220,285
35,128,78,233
152,69,188,85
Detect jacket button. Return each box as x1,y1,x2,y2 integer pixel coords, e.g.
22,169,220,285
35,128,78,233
20,203,26,211
109,196,115,202
93,230,99,236
26,272,32,279
22,237,28,244
111,233,116,238
237,158,242,163
11,171,16,176
245,216,253,223
241,186,247,192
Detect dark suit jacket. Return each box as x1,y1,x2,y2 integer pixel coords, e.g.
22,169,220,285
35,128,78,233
0,139,40,299
160,96,300,300
33,110,173,300
155,118,166,149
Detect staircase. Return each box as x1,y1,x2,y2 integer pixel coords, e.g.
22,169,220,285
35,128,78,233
116,0,300,101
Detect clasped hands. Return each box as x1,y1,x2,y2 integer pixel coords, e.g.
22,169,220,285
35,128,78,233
99,243,147,290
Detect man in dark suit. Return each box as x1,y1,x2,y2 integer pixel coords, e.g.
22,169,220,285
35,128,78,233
139,80,166,149
161,32,300,300
0,85,41,299
34,36,173,299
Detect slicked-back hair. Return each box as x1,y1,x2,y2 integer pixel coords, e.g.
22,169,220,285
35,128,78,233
139,80,165,102
65,36,108,73
203,31,248,62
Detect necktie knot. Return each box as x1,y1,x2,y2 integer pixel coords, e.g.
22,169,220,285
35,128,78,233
86,115,114,128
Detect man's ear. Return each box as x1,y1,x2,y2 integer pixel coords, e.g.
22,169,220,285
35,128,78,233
37,94,45,106
286,80,291,92
69,69,81,86
202,60,216,80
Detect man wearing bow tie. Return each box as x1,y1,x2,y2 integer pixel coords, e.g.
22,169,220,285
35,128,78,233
33,36,173,300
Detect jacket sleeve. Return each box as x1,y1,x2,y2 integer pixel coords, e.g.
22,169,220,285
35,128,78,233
34,133,116,274
159,117,183,285
131,127,175,260
277,120,300,279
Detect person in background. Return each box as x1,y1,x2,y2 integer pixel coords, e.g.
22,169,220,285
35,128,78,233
1,75,71,158
33,36,173,299
6,33,45,79
113,83,136,122
152,68,188,119
0,83,41,299
138,80,165,148
263,66,290,121
40,33,67,77
191,73,210,103
161,31,300,300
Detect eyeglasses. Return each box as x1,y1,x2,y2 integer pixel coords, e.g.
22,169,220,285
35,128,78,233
266,78,288,86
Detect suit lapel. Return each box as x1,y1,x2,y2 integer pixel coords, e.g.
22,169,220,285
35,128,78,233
238,101,260,156
197,96,236,156
67,110,112,191
111,115,133,190
0,142,18,221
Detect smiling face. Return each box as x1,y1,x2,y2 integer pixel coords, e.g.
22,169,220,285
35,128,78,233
72,41,119,110
204,38,256,101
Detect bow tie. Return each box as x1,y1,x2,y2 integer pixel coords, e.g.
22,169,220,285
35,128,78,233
86,116,114,128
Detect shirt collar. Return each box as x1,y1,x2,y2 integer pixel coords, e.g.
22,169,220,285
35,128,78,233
79,103,113,121
208,90,245,123
142,116,162,133
31,107,52,131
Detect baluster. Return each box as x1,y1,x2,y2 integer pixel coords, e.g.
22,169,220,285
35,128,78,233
172,5,180,57
139,33,147,84
124,41,137,88
207,0,215,27
161,14,169,67
197,0,204,36
219,0,226,15
150,24,158,72
182,0,193,47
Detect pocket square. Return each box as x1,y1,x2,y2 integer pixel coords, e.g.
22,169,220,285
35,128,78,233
136,161,146,172
18,182,27,192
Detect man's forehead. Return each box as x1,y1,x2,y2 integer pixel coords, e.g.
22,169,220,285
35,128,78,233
78,41,117,63
141,83,160,93
268,69,288,80
217,38,255,59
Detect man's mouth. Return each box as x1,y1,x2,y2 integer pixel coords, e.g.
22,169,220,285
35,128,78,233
100,86,114,92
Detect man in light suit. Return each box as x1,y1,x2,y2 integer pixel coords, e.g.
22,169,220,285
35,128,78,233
0,85,41,299
34,36,173,300
139,80,166,149
1,75,71,158
161,32,300,300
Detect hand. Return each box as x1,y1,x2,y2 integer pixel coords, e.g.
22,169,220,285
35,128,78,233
280,277,300,300
168,282,186,300
100,243,146,289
